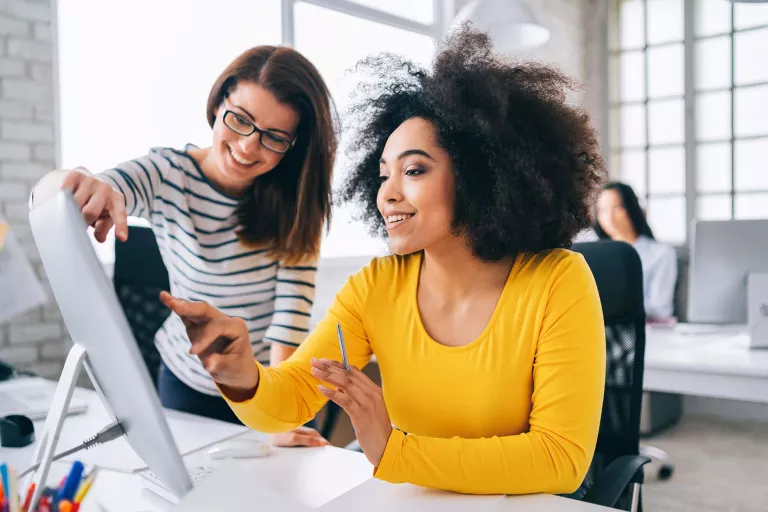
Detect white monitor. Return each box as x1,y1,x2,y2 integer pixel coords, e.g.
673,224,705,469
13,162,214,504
28,189,192,500
688,219,768,325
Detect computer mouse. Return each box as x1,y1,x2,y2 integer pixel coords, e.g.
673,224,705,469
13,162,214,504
205,439,272,460
0,414,34,448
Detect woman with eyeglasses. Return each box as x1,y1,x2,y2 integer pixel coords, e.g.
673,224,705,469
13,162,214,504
594,182,678,321
158,27,608,495
29,46,336,448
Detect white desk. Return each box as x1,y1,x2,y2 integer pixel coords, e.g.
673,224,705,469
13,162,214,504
0,386,609,511
644,326,768,404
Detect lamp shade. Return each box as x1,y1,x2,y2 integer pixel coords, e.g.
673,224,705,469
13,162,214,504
452,0,550,51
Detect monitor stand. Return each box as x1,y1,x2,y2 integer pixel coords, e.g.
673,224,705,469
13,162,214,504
748,273,768,349
23,343,119,511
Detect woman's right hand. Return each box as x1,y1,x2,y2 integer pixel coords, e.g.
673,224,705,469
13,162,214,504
159,291,260,401
60,169,128,243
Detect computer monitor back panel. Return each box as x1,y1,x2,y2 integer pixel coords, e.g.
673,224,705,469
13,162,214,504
688,219,768,324
29,190,192,499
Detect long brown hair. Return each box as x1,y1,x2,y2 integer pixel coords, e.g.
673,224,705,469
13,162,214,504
207,46,337,264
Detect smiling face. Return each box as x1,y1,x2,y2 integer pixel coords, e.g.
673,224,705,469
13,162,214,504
210,81,300,194
376,117,458,255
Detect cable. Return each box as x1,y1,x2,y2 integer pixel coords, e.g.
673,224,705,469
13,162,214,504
19,421,124,478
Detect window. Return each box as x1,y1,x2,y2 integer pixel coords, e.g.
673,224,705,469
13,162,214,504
57,0,444,261
609,0,768,243
57,0,283,173
292,1,437,258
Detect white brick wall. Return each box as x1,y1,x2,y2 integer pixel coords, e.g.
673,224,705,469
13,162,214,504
0,0,64,380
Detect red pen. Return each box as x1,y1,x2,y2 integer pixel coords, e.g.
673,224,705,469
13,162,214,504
22,482,35,512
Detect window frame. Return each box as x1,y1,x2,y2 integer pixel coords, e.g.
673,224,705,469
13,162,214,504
609,0,768,245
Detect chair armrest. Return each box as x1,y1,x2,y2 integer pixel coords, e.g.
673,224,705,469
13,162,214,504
583,454,651,508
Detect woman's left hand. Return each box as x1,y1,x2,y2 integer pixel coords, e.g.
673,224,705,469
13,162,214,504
271,426,330,448
310,357,392,467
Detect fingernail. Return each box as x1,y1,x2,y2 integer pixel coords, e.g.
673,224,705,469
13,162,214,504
318,385,329,392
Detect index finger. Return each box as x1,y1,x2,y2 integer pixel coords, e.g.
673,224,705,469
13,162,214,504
159,291,224,324
109,194,129,242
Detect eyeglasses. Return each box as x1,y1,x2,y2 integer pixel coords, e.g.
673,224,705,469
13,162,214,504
222,109,295,154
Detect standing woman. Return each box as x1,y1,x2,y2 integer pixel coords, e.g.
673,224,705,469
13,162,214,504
29,46,336,446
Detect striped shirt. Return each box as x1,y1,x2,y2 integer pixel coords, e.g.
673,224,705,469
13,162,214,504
100,146,316,395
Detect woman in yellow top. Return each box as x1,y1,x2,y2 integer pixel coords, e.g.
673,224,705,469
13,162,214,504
161,26,607,495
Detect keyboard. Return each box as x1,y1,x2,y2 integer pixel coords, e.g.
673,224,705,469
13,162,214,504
139,465,216,504
0,391,31,415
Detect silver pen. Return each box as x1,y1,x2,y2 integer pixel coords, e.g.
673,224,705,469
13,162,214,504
336,322,350,372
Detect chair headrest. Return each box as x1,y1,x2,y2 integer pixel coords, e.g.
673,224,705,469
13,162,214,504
113,225,169,289
571,240,645,322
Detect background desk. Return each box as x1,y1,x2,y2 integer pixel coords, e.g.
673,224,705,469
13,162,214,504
0,385,611,511
644,327,768,404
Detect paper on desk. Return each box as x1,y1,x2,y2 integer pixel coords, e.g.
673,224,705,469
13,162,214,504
0,220,46,324
321,478,505,511
176,461,311,512
57,390,248,472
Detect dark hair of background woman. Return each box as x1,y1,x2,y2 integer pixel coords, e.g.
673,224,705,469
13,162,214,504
593,181,656,240
340,24,607,262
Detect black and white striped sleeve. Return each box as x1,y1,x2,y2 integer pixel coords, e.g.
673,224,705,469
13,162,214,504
99,152,167,221
264,258,317,347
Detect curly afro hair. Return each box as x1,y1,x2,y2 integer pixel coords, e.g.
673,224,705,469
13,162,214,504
340,24,607,262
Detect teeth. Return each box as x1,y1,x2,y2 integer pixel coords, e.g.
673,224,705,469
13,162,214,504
228,145,256,166
386,214,413,223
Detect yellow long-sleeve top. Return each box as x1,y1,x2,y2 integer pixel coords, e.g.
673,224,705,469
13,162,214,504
224,249,606,495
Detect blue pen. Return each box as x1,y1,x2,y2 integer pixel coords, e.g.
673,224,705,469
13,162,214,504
58,461,84,502
0,464,8,507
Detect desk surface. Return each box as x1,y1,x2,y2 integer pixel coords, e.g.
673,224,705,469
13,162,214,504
0,386,609,511
644,326,768,403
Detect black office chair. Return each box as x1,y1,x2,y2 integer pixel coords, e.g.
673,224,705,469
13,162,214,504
113,225,170,388
572,240,651,512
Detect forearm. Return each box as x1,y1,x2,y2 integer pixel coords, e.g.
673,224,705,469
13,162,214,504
269,343,297,367
375,429,590,495
223,360,325,433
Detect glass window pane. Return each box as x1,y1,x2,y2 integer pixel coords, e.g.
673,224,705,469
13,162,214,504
59,0,282,173
697,194,732,220
348,0,433,24
696,143,732,193
735,85,768,138
620,51,645,101
620,150,647,197
695,0,732,37
620,0,645,50
621,104,647,147
734,2,768,30
734,29,768,86
735,138,768,192
647,0,684,45
295,1,435,257
649,146,685,194
649,99,684,145
648,44,684,98
695,36,731,91
736,194,768,219
647,195,686,243
696,91,731,142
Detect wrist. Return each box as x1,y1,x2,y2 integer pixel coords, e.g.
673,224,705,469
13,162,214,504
218,364,260,402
